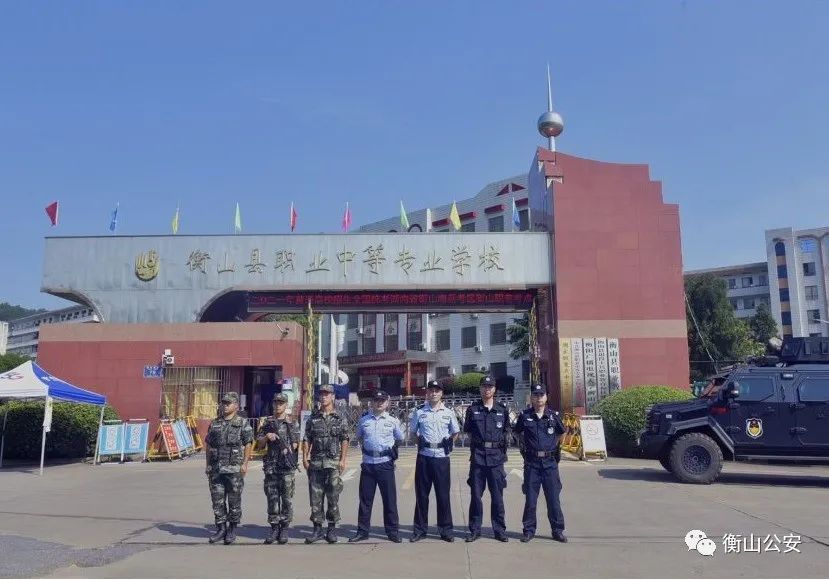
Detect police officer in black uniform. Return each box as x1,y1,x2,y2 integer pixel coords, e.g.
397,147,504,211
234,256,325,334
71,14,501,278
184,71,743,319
513,384,567,543
463,375,510,542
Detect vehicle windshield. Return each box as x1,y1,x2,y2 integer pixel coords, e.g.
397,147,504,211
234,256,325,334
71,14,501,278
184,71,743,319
699,378,727,399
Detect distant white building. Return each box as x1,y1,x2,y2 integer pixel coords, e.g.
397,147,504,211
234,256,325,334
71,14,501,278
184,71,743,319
322,175,533,394
684,262,771,320
685,225,829,339
6,305,100,358
0,321,8,355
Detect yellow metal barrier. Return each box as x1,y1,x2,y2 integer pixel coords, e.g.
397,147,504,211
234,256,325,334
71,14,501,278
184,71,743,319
560,412,582,458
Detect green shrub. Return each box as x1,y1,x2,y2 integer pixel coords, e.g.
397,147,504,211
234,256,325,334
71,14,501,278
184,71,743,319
594,385,693,457
0,400,119,460
445,372,485,395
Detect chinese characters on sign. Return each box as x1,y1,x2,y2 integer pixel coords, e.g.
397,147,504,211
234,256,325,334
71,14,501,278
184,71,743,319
722,533,801,555
566,337,622,409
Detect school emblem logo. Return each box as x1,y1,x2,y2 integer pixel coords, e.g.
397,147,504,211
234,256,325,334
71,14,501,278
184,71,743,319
746,418,763,439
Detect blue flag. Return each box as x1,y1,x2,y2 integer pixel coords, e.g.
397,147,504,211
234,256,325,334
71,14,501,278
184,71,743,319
109,203,119,234
512,197,521,231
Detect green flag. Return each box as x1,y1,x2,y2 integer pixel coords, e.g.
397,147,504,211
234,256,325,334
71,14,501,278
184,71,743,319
399,200,410,230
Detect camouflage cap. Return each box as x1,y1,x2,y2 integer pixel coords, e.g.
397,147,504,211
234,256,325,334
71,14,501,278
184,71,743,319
319,384,335,394
221,391,239,403
273,392,289,403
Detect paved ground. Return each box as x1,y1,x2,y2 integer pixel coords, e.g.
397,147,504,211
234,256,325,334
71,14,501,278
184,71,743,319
0,448,827,578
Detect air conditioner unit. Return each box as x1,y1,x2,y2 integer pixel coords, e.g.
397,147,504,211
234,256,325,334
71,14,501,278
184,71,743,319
162,355,175,366
470,313,479,319
420,342,428,351
356,327,364,335
474,345,483,353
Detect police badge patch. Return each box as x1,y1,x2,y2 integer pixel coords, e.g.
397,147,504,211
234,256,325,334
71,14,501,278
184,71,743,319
547,427,555,434
496,422,502,428
746,418,763,439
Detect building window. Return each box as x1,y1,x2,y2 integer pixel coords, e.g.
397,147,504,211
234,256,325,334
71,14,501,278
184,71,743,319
490,323,507,345
728,278,737,289
805,286,819,300
347,314,359,329
743,298,756,309
489,362,507,378
461,326,477,349
362,335,376,355
519,209,529,231
803,262,817,276
781,312,792,325
436,366,450,379
729,298,739,309
461,364,477,374
460,222,476,232
800,239,817,253
758,274,767,286
436,329,450,351
775,241,786,257
407,314,423,350
741,276,753,288
488,215,504,232
362,313,377,355
780,288,790,302
522,359,530,381
347,340,358,356
384,314,399,353
808,309,821,323
777,265,787,278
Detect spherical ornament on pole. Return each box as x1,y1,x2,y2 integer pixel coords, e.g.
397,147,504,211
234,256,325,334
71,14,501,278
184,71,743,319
537,111,564,138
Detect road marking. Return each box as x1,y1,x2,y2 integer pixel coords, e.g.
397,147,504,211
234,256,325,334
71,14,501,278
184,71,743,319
402,466,416,490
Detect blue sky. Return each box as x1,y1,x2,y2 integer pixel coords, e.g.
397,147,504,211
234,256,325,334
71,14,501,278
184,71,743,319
1,1,826,309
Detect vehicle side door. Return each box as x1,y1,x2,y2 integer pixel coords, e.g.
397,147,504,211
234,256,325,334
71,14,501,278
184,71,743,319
795,374,829,452
728,374,789,454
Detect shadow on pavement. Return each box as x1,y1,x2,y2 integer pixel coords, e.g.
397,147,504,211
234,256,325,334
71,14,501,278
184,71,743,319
598,467,829,487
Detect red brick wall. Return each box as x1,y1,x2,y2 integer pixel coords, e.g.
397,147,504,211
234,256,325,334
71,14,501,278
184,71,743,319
37,323,304,437
536,149,689,408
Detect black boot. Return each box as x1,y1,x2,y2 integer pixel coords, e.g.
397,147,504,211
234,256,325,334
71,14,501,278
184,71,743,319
208,523,226,544
325,523,338,544
223,522,238,545
277,524,289,545
264,524,279,545
305,523,325,544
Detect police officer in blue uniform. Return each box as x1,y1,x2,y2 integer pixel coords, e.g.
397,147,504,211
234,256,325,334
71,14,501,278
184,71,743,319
349,390,404,544
409,379,460,542
513,384,567,543
463,375,510,542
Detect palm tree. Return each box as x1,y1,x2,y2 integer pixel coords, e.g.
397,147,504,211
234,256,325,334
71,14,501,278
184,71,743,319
506,313,529,359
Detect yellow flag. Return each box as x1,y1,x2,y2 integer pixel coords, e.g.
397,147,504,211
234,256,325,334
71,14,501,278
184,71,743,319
449,201,461,230
171,207,180,235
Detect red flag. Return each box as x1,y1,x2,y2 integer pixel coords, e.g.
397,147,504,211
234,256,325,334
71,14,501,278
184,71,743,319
341,202,351,232
290,202,298,232
45,201,59,226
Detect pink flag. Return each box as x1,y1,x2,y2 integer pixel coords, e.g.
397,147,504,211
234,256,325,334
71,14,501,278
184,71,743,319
45,201,59,226
341,202,351,232
290,202,298,232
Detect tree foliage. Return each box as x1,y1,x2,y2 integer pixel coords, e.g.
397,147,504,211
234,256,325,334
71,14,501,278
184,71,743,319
748,302,779,349
0,353,30,373
0,302,46,322
685,274,764,381
506,313,529,360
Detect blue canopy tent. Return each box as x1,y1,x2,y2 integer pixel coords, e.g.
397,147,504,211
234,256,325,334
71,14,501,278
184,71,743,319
0,361,107,475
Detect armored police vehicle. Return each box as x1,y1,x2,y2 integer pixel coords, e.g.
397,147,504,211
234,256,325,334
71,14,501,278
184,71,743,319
638,337,829,484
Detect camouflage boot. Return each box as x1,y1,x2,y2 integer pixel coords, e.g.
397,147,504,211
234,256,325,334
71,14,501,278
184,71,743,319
277,524,289,545
208,523,226,544
325,523,338,544
264,524,279,545
305,524,325,544
223,523,238,545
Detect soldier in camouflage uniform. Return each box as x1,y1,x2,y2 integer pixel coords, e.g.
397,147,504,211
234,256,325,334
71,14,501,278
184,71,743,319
301,384,350,544
258,392,299,545
205,391,254,545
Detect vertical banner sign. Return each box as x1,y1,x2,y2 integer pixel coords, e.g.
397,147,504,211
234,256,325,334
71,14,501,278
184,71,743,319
98,423,124,456
558,339,573,410
595,338,610,400
570,338,585,408
582,339,598,409
160,422,180,458
123,422,149,455
607,339,622,392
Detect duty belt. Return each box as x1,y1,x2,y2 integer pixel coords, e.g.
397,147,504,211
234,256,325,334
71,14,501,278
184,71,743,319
422,441,444,449
479,442,502,449
362,447,393,457
535,450,556,458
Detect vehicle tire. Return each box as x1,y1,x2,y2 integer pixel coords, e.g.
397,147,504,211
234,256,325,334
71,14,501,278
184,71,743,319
668,432,724,484
658,455,673,473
